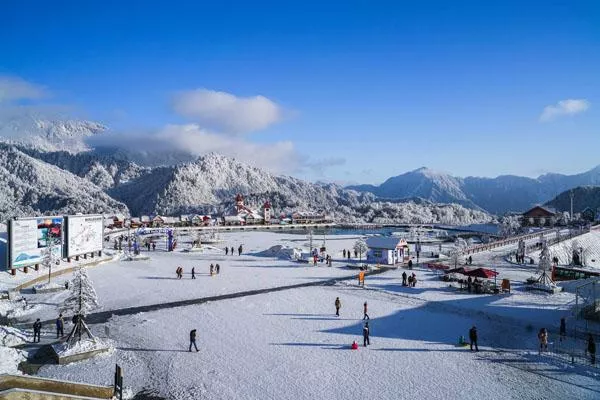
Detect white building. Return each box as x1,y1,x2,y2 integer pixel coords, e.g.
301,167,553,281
366,237,409,265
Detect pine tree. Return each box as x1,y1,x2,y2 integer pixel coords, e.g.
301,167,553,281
62,266,99,344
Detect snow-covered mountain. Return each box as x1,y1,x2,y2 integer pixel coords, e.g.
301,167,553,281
110,153,492,224
0,144,129,221
349,166,600,215
0,114,106,153
18,148,151,189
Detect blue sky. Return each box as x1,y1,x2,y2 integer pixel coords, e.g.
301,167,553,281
1,1,598,183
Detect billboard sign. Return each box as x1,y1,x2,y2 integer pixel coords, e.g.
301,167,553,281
9,216,63,268
65,214,104,257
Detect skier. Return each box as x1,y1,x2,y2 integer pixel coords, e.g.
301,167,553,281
587,333,596,365
343,249,346,258
56,314,64,338
225,247,229,255
33,319,42,343
363,301,370,320
189,329,199,352
335,297,341,317
191,267,196,279
238,245,243,256
469,325,478,351
402,271,407,286
538,328,548,353
216,264,220,274
559,318,566,341
210,264,214,276
363,322,370,347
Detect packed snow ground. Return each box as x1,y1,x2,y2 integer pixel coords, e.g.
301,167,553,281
2,231,599,399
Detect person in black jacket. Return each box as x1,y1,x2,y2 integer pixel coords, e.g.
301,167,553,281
402,271,407,286
469,325,478,351
56,314,64,338
189,329,199,352
363,322,370,347
559,317,566,341
588,334,596,365
33,319,42,343
238,245,243,256
335,297,341,317
191,267,196,279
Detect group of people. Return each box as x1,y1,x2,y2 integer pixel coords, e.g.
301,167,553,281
333,298,371,348
401,271,418,287
224,245,243,256
342,249,359,260
178,264,222,279
31,313,70,343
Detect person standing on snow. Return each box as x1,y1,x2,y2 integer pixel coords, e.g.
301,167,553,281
231,246,234,256
238,245,243,256
363,322,370,347
189,329,199,352
210,264,214,276
335,297,341,317
469,325,478,351
402,271,407,286
216,264,220,274
343,249,346,258
587,334,596,365
363,302,370,320
33,319,42,343
191,267,196,279
225,247,229,255
538,328,548,353
56,314,64,338
559,318,566,341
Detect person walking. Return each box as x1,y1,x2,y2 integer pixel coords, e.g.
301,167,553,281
225,247,229,255
559,318,566,341
189,329,199,352
238,245,243,256
33,319,42,343
191,267,196,279
56,314,64,338
335,297,341,317
363,302,370,320
402,271,407,286
538,328,548,353
363,322,370,347
216,264,220,274
587,333,596,365
469,325,478,351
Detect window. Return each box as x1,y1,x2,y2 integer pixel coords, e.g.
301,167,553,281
373,250,382,258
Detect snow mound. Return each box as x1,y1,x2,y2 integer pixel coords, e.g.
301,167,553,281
52,338,113,358
255,245,303,260
0,346,26,374
0,325,29,347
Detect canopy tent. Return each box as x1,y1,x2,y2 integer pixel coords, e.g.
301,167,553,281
445,267,471,275
426,263,450,271
465,268,498,279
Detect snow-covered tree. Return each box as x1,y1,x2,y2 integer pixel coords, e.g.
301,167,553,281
62,266,99,344
449,238,468,268
353,239,368,261
41,244,61,284
499,215,521,237
539,241,552,272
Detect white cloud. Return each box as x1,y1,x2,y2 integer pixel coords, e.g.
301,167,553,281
305,157,346,176
172,89,282,133
92,124,301,174
0,76,48,102
539,99,590,122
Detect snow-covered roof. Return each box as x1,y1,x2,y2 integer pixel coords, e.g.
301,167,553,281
141,216,151,222
366,237,405,250
224,215,244,222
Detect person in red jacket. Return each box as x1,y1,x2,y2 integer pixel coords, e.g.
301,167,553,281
351,341,358,350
